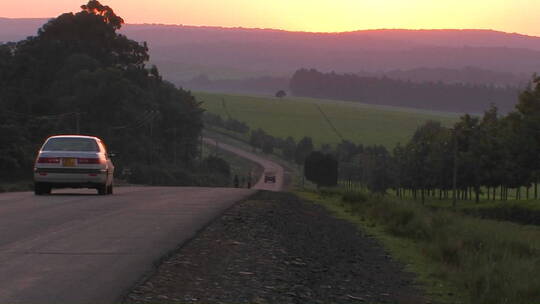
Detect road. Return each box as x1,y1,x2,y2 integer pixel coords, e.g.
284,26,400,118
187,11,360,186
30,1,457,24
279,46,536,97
0,138,285,303
203,137,285,191
0,187,256,303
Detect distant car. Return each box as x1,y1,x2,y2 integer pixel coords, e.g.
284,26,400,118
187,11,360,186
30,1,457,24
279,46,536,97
264,171,276,183
33,135,115,195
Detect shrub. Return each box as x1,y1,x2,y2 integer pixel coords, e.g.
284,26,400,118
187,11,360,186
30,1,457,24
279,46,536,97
341,191,368,203
319,187,343,198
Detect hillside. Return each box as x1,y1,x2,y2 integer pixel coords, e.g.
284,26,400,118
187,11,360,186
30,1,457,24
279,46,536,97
1,18,539,86
196,92,459,148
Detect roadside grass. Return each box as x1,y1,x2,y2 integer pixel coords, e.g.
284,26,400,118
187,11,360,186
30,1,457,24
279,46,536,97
196,91,459,148
424,198,540,211
340,182,540,221
296,188,540,304
0,181,33,193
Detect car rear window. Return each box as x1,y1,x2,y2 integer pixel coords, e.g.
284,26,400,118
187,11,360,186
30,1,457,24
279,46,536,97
42,138,99,152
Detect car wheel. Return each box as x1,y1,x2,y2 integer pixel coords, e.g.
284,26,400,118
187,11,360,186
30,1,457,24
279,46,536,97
97,184,107,195
34,183,44,195
34,183,51,195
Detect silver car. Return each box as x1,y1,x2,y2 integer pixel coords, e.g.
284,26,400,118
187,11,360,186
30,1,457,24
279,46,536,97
33,135,115,195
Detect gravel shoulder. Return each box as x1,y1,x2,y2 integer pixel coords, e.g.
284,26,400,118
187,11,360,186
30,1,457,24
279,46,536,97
125,191,426,304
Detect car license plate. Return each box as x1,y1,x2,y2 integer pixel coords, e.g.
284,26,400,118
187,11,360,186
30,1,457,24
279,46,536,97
62,158,76,167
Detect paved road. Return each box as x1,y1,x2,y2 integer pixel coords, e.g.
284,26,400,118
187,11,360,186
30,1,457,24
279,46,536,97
0,187,255,304
203,137,285,191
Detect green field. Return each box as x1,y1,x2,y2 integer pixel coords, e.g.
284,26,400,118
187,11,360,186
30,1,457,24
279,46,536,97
196,92,460,148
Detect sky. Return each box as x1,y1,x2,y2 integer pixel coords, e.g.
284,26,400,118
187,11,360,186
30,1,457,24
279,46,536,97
3,0,540,36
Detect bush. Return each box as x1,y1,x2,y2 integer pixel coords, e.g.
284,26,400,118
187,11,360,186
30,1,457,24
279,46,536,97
304,151,338,187
318,187,343,198
341,191,368,203
201,156,231,178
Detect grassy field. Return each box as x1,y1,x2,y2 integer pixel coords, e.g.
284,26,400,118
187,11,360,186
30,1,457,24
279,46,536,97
297,188,540,304
196,92,460,148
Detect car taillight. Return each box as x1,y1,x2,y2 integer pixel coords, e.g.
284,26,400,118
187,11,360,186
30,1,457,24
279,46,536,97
37,157,60,164
77,158,103,164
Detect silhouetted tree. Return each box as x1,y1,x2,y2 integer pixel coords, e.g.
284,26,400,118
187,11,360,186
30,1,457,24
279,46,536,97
290,68,518,113
275,90,287,98
295,137,314,165
304,151,338,188
0,1,207,185
281,136,297,161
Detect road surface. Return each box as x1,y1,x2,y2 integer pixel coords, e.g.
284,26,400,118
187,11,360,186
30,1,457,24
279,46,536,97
203,137,285,191
0,187,255,304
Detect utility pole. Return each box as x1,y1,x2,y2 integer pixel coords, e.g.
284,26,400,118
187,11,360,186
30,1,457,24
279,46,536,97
149,114,154,185
76,112,80,134
452,129,458,208
173,127,177,166
199,135,203,161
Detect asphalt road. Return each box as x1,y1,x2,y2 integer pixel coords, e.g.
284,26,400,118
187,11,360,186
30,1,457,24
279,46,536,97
0,186,255,304
202,137,285,191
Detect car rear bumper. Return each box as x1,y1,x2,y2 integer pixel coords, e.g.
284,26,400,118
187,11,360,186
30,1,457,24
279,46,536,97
34,168,108,186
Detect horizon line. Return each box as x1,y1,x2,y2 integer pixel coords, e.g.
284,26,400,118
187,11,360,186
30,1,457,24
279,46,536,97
0,16,537,38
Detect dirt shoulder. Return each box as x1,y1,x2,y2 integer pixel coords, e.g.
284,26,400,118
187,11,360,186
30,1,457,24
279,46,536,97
124,191,426,304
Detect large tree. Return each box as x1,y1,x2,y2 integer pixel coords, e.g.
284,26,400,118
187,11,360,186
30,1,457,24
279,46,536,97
0,1,205,185
304,151,338,188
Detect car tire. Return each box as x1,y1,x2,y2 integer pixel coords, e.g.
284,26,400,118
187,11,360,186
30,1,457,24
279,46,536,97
34,183,43,195
97,184,107,195
34,183,51,195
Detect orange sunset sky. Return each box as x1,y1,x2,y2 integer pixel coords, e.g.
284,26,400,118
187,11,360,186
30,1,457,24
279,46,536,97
3,0,540,36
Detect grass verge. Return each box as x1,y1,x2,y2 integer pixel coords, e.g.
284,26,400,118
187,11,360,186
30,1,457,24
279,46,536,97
0,181,33,193
296,188,540,304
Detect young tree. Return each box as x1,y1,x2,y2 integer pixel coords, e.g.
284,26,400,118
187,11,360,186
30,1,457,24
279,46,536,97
295,137,314,165
304,151,338,187
275,90,287,98
281,136,297,161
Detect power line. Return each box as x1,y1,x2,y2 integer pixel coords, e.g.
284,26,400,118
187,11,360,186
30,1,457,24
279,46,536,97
3,109,81,120
316,104,344,141
109,110,160,131
221,98,232,120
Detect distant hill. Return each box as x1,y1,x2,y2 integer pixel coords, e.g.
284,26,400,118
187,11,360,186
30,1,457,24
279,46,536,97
119,25,540,83
0,17,49,42
2,18,539,88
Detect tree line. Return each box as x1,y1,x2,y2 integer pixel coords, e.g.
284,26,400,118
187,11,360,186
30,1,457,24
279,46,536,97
318,76,540,203
207,74,540,203
0,1,231,186
290,68,520,114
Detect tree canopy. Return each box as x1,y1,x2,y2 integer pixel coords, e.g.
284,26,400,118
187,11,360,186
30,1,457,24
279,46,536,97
0,1,216,185
290,68,519,113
